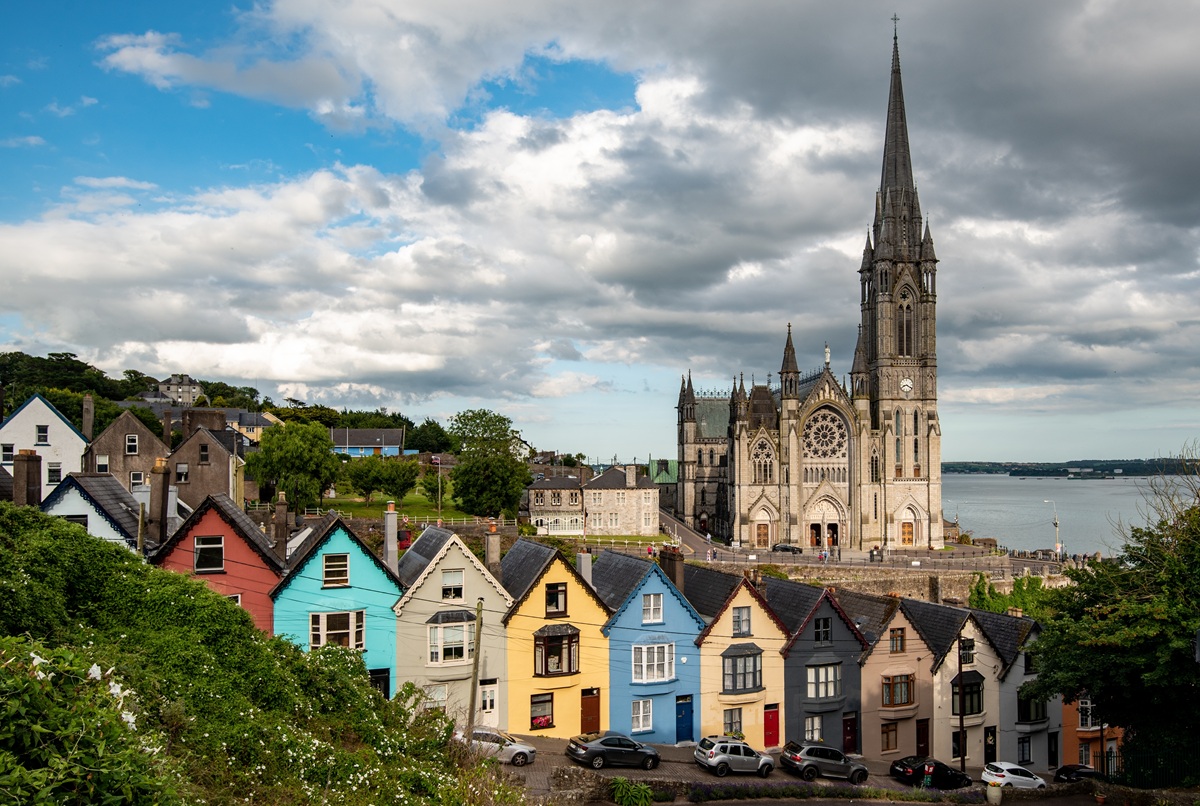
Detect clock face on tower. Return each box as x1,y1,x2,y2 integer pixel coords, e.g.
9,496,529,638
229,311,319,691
900,377,913,394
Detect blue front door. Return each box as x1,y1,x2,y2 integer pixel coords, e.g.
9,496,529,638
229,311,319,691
675,695,694,743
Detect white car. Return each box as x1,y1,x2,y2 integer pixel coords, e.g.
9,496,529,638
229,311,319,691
456,728,537,766
982,761,1046,789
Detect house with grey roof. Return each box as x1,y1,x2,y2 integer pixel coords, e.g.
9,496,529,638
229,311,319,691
40,472,146,551
392,526,513,729
82,409,170,492
0,393,87,495
527,475,585,535
583,466,660,536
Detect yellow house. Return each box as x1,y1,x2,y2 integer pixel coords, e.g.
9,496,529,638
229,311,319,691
501,539,611,739
692,573,790,749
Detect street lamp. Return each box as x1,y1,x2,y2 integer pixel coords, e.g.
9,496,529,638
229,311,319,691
1043,499,1061,560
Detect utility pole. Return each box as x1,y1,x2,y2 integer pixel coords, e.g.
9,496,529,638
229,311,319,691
957,633,971,773
465,597,484,739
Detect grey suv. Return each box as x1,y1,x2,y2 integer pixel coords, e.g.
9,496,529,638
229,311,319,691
694,736,774,777
779,741,868,783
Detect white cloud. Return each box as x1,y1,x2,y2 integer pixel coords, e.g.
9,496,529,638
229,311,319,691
0,75,19,87
74,176,158,190
0,136,45,148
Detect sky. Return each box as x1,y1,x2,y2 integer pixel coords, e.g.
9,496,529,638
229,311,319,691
1,2,1198,464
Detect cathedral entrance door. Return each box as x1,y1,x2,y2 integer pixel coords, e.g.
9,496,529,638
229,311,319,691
756,523,769,548
901,522,914,545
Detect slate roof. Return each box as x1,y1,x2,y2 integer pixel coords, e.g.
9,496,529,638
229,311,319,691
901,598,969,669
0,465,12,502
328,428,408,447
969,608,1036,670
499,538,558,602
694,399,730,440
833,589,901,649
395,525,455,589
151,493,284,573
758,577,824,634
528,476,583,490
41,473,143,547
585,467,656,490
680,563,741,621
590,550,653,611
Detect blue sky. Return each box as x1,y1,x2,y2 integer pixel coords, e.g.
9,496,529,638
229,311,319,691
2,2,1198,463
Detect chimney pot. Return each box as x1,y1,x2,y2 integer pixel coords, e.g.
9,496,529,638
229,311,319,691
274,492,289,564
13,449,42,507
383,501,398,575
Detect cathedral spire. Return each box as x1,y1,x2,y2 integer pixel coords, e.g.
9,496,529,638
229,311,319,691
781,323,799,374
879,27,915,201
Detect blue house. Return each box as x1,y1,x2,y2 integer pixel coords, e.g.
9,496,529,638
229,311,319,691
271,516,403,697
590,549,705,745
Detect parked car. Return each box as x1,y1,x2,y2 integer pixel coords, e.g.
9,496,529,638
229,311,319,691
454,728,536,766
888,756,973,789
779,741,869,783
693,736,774,777
771,543,803,554
565,731,660,770
1053,764,1107,783
982,762,1047,789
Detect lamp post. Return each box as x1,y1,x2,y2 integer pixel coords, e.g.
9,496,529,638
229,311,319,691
1044,499,1061,560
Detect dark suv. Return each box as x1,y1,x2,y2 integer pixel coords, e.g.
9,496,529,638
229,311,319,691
779,742,868,783
772,543,803,554
694,736,774,777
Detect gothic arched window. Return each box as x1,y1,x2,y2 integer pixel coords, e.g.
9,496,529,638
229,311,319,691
897,290,914,356
752,439,774,485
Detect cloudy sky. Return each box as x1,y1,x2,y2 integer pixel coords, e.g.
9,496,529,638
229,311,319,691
2,2,1197,463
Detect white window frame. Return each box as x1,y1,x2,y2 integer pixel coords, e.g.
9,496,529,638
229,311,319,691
723,707,742,736
310,610,365,649
608,512,619,527
35,425,49,445
1,443,13,462
96,454,110,473
590,491,602,505
805,715,823,741
807,664,842,699
175,462,189,483
424,683,448,711
126,433,139,454
631,699,653,733
47,462,62,484
632,643,674,682
643,491,653,505
641,593,663,623
732,606,751,636
616,491,626,504
130,471,144,487
427,624,474,665
479,682,497,713
441,569,464,601
643,513,652,528
194,535,224,572
323,553,350,587
534,492,544,506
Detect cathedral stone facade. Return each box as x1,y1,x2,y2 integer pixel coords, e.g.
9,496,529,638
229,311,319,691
676,35,944,552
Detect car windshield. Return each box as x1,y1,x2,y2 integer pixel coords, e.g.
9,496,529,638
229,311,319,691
495,731,517,745
698,737,716,751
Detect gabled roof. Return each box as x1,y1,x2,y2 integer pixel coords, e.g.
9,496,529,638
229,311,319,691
592,551,706,637
392,527,511,617
0,393,88,442
832,589,902,655
901,598,971,672
969,608,1037,676
150,493,284,573
680,563,741,621
584,467,656,490
695,576,792,649
40,473,142,547
779,586,870,656
757,577,824,634
528,476,582,490
499,537,611,625
270,516,403,599
174,426,243,459
0,465,12,502
88,409,168,453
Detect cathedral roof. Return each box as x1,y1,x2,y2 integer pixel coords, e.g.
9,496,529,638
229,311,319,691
747,385,778,431
695,399,730,439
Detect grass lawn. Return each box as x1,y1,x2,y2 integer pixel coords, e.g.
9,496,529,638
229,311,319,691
321,490,471,521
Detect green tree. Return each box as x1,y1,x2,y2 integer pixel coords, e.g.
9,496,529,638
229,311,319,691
344,455,387,503
447,410,531,518
968,572,1050,619
378,458,420,503
407,417,452,453
447,408,522,456
1026,463,1200,773
244,421,340,511
419,467,448,508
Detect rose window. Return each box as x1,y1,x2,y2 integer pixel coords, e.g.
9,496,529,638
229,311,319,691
803,411,848,459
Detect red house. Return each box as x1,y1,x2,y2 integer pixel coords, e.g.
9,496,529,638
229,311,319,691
152,493,286,633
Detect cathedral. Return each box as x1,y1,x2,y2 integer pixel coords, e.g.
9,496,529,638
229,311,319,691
676,34,944,552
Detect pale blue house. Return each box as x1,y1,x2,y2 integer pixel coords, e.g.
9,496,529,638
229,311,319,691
271,516,403,698
590,549,705,745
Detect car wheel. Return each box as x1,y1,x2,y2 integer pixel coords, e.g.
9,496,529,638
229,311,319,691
510,752,528,767
1038,785,1046,790
851,770,868,785
802,766,818,782
591,755,606,770
759,764,773,778
642,756,658,771
1003,783,1013,788
715,763,730,777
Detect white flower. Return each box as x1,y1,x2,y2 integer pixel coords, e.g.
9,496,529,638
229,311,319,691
121,710,137,730
30,652,47,666
88,664,102,680
34,670,46,680
109,681,124,698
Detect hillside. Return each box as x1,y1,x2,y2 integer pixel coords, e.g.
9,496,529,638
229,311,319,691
0,502,524,805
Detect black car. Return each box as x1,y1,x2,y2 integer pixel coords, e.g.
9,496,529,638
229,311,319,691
889,756,974,790
771,543,803,554
1053,764,1107,784
565,731,660,770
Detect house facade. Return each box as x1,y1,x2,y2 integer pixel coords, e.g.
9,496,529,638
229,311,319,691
153,494,286,633
159,374,205,406
592,551,705,745
393,526,512,727
272,518,402,698
527,465,660,537
501,538,611,739
170,427,246,510
40,473,143,551
83,410,170,491
0,393,87,496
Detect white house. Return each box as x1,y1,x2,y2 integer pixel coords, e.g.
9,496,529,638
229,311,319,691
0,394,88,497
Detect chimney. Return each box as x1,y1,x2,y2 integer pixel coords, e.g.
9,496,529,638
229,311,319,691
1007,607,1024,618
273,492,290,564
625,464,636,488
576,551,593,587
148,458,170,546
162,409,173,446
659,544,684,594
13,450,42,507
82,394,95,441
485,532,502,585
383,500,399,575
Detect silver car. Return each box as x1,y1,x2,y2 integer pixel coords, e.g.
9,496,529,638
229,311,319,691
694,735,774,777
457,728,537,766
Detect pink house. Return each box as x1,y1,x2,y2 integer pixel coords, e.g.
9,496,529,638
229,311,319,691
152,493,286,633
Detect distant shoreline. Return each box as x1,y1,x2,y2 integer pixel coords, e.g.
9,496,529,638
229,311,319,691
943,458,1191,478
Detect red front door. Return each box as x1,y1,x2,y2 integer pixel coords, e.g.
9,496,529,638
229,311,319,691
764,704,779,747
842,714,857,755
580,688,601,734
